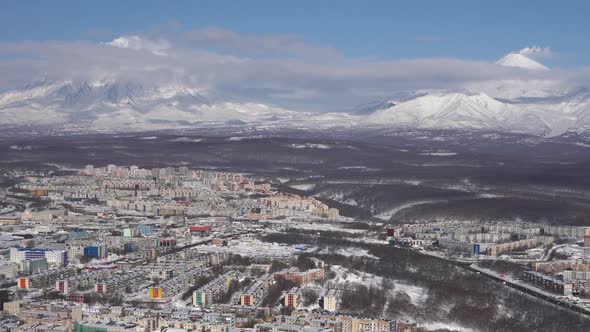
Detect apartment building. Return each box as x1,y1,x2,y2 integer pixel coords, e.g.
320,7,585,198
240,274,273,306
193,271,239,308
322,290,340,312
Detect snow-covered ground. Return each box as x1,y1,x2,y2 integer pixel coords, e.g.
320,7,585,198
420,152,458,156
342,198,358,206
375,199,444,220
195,238,297,258
336,166,380,171
420,322,476,332
170,137,204,143
554,243,588,259
328,265,428,306
317,247,378,259
403,180,422,186
285,222,366,234
317,192,360,206
289,143,331,149
394,281,428,306
9,145,33,150
226,135,265,141
289,183,316,191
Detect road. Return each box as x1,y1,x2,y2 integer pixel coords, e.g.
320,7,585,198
0,189,28,214
396,246,590,319
465,263,590,317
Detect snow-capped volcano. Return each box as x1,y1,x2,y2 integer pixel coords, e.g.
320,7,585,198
496,53,549,71
1,76,590,140
364,90,590,137
365,92,507,130
0,79,308,131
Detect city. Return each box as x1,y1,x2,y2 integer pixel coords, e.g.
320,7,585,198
1,162,590,331
2,1,590,331
0,164,422,332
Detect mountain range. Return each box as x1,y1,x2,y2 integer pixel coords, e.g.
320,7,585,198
1,52,589,141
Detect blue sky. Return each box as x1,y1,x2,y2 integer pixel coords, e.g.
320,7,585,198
1,0,588,67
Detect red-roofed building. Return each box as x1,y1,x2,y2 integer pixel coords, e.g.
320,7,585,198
189,225,212,237
159,238,177,247
274,268,325,285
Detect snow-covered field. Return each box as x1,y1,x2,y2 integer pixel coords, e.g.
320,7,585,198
289,143,332,149
170,137,204,143
196,238,297,258
336,166,380,171
317,247,378,259
420,152,458,156
319,192,359,206
555,243,586,258
394,281,428,306
289,183,316,191
328,265,428,306
421,322,476,332
226,135,265,141
286,222,366,234
375,199,444,220
9,145,33,150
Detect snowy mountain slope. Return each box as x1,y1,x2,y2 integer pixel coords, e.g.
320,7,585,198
363,90,590,137
365,92,508,130
1,50,590,139
496,53,549,71
0,80,310,130
357,53,590,137
348,91,429,114
1,79,590,138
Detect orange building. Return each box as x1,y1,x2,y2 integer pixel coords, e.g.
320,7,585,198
18,277,30,289
34,189,48,197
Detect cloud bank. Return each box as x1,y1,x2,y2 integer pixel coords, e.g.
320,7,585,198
0,28,585,111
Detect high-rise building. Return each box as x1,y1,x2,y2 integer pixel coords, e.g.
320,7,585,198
10,247,69,266
179,166,189,177
130,165,139,177
83,165,94,176
107,164,117,175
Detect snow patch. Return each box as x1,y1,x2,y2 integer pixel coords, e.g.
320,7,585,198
337,166,380,171
420,322,476,332
375,200,443,220
403,180,422,186
226,135,265,141
289,183,316,191
9,145,33,150
420,152,457,156
171,137,204,143
289,143,331,149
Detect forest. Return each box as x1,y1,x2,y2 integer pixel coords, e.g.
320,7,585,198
262,232,590,332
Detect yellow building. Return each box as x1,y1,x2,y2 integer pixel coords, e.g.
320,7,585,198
149,287,163,299
339,316,392,332
240,294,254,306
3,301,21,315
322,290,339,312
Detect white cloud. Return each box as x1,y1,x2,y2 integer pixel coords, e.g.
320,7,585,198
107,35,170,56
517,46,552,59
0,32,584,112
